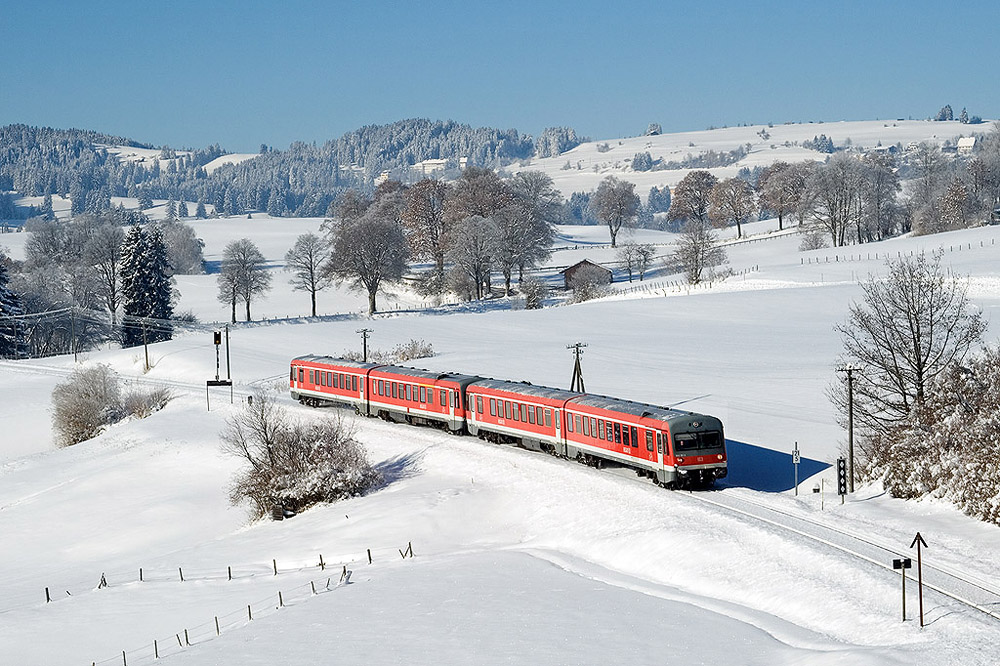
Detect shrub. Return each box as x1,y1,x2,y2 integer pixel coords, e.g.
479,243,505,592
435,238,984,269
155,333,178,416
798,228,829,251
222,391,381,518
519,278,548,309
52,364,124,447
52,364,173,446
569,265,610,303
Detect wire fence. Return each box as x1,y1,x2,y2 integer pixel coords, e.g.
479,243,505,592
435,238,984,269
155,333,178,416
1,541,415,665
800,238,996,266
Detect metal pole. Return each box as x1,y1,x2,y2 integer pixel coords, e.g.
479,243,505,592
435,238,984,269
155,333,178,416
225,325,231,380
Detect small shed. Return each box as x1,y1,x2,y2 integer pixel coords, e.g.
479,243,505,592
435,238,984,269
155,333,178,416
560,259,613,290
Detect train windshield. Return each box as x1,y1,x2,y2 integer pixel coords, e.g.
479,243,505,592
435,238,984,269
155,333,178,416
672,431,723,452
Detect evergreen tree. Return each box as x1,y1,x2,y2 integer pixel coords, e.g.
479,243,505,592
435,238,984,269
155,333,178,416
195,200,207,219
0,253,24,357
138,192,154,210
165,198,177,220
177,199,189,218
120,224,174,347
39,192,54,220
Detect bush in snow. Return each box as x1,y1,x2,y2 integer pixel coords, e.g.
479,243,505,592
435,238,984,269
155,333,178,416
519,278,548,309
52,364,125,447
51,364,173,446
222,390,381,519
568,264,611,303
798,228,829,251
866,347,1000,524
341,338,435,364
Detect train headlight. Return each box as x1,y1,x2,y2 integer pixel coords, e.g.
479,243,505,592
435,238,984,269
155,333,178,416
676,457,684,463
717,454,724,460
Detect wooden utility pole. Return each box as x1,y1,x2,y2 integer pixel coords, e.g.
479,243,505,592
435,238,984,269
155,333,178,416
357,328,373,363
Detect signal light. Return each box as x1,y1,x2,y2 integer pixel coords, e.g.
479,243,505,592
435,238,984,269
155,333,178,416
836,457,848,496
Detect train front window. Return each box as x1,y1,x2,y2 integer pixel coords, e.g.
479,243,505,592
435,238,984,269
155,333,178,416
673,431,723,452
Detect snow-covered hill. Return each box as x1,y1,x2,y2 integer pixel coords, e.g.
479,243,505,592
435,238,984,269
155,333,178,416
2,218,1000,665
514,119,987,198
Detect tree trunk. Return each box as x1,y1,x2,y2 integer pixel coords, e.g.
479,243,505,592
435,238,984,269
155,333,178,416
230,297,237,324
367,289,377,315
311,290,317,317
245,299,251,322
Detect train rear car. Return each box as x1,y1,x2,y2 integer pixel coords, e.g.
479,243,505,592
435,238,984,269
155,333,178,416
290,355,380,411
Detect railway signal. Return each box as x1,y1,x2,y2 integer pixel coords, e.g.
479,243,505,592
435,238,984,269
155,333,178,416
207,330,233,410
836,457,848,503
892,557,912,621
356,328,373,363
568,342,587,393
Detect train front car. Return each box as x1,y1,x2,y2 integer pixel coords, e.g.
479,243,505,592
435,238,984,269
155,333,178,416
664,412,727,488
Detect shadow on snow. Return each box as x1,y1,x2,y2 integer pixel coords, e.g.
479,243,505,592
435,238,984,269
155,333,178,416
720,438,829,493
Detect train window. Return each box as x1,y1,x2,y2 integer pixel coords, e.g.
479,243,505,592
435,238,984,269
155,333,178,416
631,427,638,447
505,401,512,419
352,376,358,392
378,380,384,396
590,418,597,438
613,423,622,444
566,415,573,432
597,419,605,440
418,386,424,403
440,389,447,407
512,404,520,421
536,406,543,424
657,433,665,454
298,368,304,382
583,417,590,437
575,415,582,434
453,391,459,408
290,367,295,381
622,426,631,447
334,373,339,388
544,409,552,427
309,370,314,384
606,421,613,440
403,384,410,401
520,404,527,421
528,406,535,424
646,431,654,452
477,396,484,414
490,398,496,416
318,372,324,387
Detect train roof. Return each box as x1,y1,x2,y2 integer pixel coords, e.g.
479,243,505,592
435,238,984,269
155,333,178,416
468,378,582,402
292,355,382,371
371,364,483,384
567,394,695,423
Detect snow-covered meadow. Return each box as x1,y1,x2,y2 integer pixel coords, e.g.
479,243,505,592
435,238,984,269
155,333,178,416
2,212,1000,664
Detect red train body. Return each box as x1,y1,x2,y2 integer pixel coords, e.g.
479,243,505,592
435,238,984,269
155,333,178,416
290,355,726,488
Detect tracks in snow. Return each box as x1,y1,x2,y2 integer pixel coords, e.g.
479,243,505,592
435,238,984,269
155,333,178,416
680,489,1000,624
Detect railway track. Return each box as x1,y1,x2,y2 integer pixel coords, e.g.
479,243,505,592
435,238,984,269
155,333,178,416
679,488,1000,624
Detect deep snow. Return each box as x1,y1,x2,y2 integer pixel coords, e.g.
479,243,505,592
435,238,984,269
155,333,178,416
2,213,1000,665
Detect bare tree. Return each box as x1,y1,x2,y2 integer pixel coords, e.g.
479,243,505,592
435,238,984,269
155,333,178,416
218,238,272,322
568,264,611,303
402,178,451,278
324,199,408,315
83,224,124,324
667,170,718,227
832,251,987,439
672,220,727,284
590,176,639,248
616,242,656,282
757,161,806,230
809,153,862,247
709,177,756,239
285,233,331,317
445,215,497,300
859,152,902,241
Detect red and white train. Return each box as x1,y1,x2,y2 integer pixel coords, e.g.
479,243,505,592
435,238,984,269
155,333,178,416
290,355,727,488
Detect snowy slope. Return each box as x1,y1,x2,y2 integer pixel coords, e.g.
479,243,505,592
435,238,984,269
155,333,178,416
2,219,1000,665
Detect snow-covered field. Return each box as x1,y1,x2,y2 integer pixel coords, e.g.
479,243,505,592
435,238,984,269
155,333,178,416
2,216,1000,665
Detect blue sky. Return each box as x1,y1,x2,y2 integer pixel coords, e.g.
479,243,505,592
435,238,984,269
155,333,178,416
2,1,997,152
